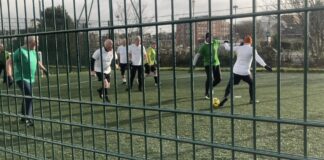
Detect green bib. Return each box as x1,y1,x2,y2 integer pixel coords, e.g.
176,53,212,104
13,48,38,83
198,39,220,66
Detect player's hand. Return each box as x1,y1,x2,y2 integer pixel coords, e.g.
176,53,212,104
264,65,272,72
91,71,96,77
43,70,49,77
7,76,13,87
115,64,120,70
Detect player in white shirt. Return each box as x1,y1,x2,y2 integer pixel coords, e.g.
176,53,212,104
91,39,118,103
117,39,128,85
219,36,272,107
126,36,147,91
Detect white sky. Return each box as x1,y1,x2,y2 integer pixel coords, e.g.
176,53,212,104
0,0,306,31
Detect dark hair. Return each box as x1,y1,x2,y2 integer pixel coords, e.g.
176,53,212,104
205,32,211,39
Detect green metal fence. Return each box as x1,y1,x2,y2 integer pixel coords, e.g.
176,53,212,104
1,0,324,159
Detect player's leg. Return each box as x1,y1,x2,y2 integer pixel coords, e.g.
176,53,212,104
212,65,221,87
17,80,34,126
103,74,111,103
219,74,241,107
152,65,159,86
96,72,104,98
242,74,257,103
138,66,143,91
120,63,127,84
0,65,3,82
127,65,137,90
204,66,212,99
144,63,150,76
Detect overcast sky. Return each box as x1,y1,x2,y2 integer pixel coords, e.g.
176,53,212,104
0,0,297,31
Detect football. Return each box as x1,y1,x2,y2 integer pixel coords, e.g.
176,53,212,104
213,97,220,108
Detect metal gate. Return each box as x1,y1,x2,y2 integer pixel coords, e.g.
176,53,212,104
1,0,324,159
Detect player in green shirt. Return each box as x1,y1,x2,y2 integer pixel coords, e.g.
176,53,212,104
144,42,159,86
192,33,222,99
6,36,47,127
0,43,12,84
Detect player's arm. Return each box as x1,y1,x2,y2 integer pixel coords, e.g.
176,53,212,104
255,50,272,72
6,56,14,86
192,53,200,67
38,61,48,75
91,50,99,75
143,47,147,61
114,51,119,69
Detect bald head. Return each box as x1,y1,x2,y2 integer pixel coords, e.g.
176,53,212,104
25,36,38,49
104,39,113,51
135,36,141,46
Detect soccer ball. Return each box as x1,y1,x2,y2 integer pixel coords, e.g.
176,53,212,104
213,97,220,108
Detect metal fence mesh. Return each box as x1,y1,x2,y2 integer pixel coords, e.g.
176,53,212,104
1,0,324,159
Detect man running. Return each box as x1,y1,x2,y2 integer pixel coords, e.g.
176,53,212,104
219,35,272,107
91,39,118,103
192,33,222,99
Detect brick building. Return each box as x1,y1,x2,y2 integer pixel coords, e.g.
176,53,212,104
176,16,230,49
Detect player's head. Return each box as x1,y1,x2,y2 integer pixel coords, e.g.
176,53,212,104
135,36,141,46
205,32,211,43
151,41,156,48
121,39,126,46
104,39,113,51
244,35,252,45
25,36,38,49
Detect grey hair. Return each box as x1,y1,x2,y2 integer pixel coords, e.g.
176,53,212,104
25,36,38,45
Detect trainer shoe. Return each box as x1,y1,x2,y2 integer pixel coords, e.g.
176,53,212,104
26,120,34,127
219,97,228,107
122,78,126,85
249,99,260,104
97,89,103,99
205,94,210,100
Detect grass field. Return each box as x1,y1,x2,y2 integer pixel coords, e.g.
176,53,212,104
0,70,324,159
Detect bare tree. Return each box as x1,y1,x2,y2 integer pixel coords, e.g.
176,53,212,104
266,0,324,60
114,0,153,36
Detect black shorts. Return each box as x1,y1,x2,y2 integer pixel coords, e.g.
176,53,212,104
96,72,111,82
144,63,156,74
119,63,128,75
232,74,253,85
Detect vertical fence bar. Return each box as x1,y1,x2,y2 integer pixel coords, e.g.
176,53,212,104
123,1,134,157
50,0,63,158
229,0,235,159
303,0,309,158
61,0,73,159
207,0,215,159
95,0,102,158
40,0,53,158
170,0,179,159
276,1,281,159
15,0,24,157
31,0,39,158
0,0,7,159
188,0,196,159
152,1,163,159
252,0,257,159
